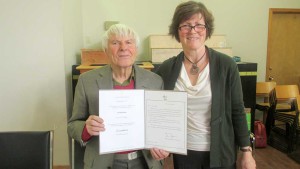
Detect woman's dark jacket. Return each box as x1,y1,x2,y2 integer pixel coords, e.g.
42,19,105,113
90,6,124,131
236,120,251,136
156,47,250,167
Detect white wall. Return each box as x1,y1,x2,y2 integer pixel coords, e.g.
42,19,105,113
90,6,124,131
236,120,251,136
63,0,83,119
1,0,300,166
63,0,84,164
0,0,68,165
81,0,300,82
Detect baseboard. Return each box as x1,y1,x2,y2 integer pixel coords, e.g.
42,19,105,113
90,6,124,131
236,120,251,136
53,166,71,169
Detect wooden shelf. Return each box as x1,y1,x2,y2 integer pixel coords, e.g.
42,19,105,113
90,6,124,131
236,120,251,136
76,62,154,74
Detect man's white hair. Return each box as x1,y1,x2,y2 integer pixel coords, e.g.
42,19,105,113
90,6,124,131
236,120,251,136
101,24,140,51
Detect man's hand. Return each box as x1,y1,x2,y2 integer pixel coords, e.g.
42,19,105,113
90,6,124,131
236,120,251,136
85,115,105,136
150,148,170,160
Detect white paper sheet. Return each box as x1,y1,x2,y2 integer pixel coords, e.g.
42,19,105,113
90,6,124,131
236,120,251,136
99,89,187,155
144,90,187,154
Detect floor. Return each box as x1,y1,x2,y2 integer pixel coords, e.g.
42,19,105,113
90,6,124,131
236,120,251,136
237,145,300,169
54,146,300,169
251,111,300,168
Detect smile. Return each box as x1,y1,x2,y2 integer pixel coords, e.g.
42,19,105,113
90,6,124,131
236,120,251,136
118,54,130,57
187,37,199,40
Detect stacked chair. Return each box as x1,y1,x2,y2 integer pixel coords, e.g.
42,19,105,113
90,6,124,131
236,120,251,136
255,81,277,136
288,95,300,162
268,85,299,153
292,96,300,149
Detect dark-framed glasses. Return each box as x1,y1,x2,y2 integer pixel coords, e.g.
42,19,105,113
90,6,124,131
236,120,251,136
178,24,206,33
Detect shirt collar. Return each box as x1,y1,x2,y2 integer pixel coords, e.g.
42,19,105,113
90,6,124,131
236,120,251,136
113,67,135,86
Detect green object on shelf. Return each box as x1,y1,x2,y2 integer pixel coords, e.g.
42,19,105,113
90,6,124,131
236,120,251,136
232,56,241,62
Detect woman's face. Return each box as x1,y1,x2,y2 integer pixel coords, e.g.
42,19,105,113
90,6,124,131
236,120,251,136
178,13,207,50
105,34,137,69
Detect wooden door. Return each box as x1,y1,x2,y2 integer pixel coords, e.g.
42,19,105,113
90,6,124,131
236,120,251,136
266,9,300,88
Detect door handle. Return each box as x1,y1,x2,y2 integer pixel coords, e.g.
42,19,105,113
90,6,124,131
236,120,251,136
269,76,274,81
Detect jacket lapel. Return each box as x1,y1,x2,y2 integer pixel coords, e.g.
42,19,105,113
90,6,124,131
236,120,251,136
96,65,114,89
134,65,150,89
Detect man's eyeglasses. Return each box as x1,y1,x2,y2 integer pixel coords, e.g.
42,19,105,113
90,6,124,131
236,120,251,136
178,24,206,33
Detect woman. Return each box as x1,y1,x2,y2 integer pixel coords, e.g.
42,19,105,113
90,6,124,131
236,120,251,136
156,1,256,169
68,24,168,169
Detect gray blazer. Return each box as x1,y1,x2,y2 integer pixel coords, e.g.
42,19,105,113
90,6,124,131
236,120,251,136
68,64,164,169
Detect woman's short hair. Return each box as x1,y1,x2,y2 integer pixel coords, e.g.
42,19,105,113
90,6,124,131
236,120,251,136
169,1,214,42
102,24,140,51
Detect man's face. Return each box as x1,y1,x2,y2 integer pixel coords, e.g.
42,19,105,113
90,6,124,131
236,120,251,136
106,35,137,69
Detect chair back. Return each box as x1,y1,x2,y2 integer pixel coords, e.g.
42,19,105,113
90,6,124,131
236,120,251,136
0,131,53,169
274,84,299,112
256,82,277,104
296,95,300,111
296,95,300,125
265,86,278,136
256,81,277,95
275,85,299,100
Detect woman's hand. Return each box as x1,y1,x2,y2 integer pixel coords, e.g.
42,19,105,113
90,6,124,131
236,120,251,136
150,148,170,160
240,151,256,169
85,115,105,136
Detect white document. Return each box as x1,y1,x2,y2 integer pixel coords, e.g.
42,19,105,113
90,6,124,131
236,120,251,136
99,89,187,155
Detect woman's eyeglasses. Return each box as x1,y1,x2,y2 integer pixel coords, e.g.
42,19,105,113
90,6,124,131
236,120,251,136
178,24,206,33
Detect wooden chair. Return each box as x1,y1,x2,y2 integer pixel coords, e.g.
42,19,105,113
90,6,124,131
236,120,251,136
275,85,299,112
290,96,300,152
268,85,299,153
280,95,300,154
256,81,277,124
